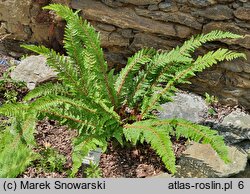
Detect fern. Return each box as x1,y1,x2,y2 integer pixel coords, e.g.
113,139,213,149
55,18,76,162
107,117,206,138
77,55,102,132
0,4,246,177
23,82,69,101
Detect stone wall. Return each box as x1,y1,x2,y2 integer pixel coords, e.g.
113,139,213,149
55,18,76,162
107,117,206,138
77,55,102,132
0,0,250,109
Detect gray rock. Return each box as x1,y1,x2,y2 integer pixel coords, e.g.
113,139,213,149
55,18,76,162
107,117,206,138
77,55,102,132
135,8,202,30
101,0,123,7
232,163,250,178
119,29,134,38
193,5,233,20
10,55,57,90
215,110,250,144
244,2,250,8
222,110,250,130
96,23,116,32
130,33,181,51
237,141,250,159
118,0,161,5
176,142,248,177
216,0,234,3
148,4,159,11
158,92,208,123
159,1,172,10
188,0,216,7
234,7,250,21
240,0,248,3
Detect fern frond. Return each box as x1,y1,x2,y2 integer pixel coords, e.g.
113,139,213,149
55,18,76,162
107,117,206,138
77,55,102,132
124,120,176,173
115,48,155,102
44,4,116,107
21,112,37,146
41,109,101,135
0,103,28,118
29,95,97,114
0,131,36,177
179,30,244,57
164,119,230,163
131,31,245,108
131,50,192,106
94,98,121,124
141,49,246,117
23,82,69,101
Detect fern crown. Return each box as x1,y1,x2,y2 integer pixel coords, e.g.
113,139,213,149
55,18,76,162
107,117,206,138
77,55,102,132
0,3,246,177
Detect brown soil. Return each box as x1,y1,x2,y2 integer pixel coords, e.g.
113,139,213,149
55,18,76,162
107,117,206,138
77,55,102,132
20,119,78,178
100,138,186,178
20,119,186,178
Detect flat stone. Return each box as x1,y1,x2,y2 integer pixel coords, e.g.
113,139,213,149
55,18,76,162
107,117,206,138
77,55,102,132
159,0,177,12
96,23,116,32
99,31,130,47
30,24,51,42
101,0,123,7
158,92,208,123
10,55,57,90
0,22,7,35
220,50,250,73
234,74,250,89
176,142,248,177
71,0,195,38
234,7,250,21
243,2,250,8
217,0,234,3
148,4,159,11
0,0,31,24
117,0,161,5
119,28,134,38
175,0,188,3
193,5,233,20
188,0,217,7
207,110,250,144
222,110,250,130
130,33,181,51
135,8,202,30
232,163,250,178
219,60,243,73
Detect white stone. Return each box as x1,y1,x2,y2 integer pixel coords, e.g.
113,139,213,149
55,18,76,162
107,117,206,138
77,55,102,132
10,55,57,90
158,92,208,123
